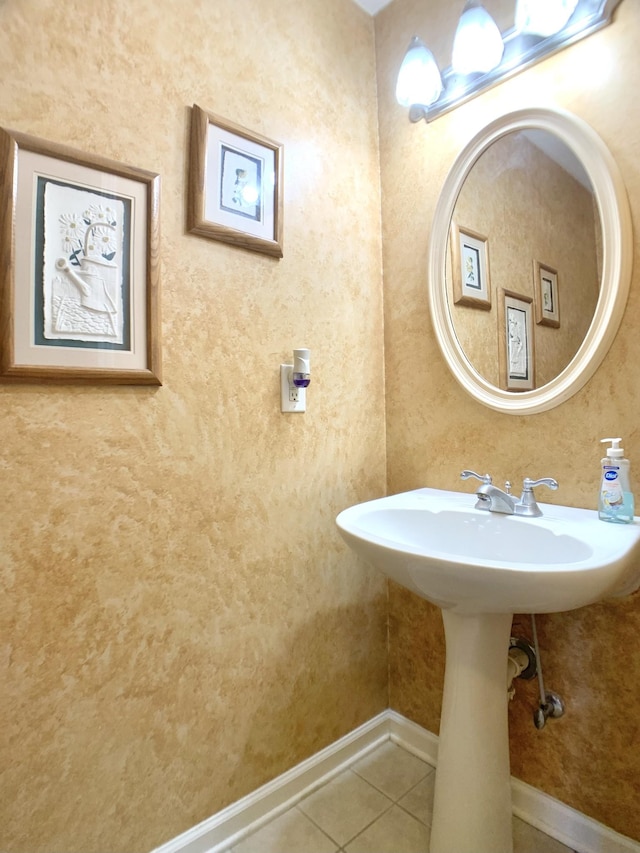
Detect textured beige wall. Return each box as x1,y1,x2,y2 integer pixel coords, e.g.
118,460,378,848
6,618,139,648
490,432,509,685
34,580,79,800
0,2,388,851
6,0,640,848
377,0,640,840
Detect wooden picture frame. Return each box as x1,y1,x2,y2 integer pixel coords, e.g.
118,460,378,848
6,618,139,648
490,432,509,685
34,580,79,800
0,128,161,385
188,104,284,258
534,260,560,328
498,290,535,391
451,223,491,309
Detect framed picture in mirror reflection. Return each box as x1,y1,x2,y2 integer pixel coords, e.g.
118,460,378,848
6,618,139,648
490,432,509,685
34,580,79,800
450,223,491,310
499,290,535,392
534,260,560,328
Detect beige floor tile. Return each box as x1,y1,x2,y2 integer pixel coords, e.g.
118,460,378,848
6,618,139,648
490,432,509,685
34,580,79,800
344,804,430,853
223,744,580,853
298,769,392,846
351,741,433,801
397,771,436,826
231,806,339,853
513,816,576,853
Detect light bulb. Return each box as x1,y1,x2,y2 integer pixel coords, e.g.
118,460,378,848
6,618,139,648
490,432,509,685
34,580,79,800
515,0,579,37
452,2,504,75
395,36,443,107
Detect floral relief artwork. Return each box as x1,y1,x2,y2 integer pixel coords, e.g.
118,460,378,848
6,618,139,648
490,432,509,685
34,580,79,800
507,305,528,379
499,289,535,391
42,182,130,348
0,126,161,384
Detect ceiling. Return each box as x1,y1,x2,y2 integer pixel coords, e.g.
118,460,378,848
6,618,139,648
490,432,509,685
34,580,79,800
352,0,393,14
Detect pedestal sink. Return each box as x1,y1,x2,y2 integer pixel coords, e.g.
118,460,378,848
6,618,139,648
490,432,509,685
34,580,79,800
336,488,640,853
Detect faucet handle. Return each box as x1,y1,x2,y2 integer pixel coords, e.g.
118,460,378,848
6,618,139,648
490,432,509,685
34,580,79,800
516,477,559,517
460,470,492,485
523,477,559,492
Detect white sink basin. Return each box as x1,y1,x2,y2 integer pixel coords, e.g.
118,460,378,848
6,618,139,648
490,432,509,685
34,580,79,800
336,487,640,614
337,487,640,853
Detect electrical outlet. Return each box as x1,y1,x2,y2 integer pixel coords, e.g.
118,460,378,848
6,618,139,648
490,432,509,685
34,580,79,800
280,364,306,413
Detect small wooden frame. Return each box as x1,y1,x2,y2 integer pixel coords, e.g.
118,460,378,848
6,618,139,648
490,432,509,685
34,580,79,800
498,290,535,391
534,260,560,328
0,127,161,384
188,104,284,258
450,223,491,309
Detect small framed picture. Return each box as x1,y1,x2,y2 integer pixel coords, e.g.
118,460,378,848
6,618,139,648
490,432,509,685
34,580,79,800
188,104,284,258
533,260,560,328
498,290,535,391
450,223,491,309
0,127,161,384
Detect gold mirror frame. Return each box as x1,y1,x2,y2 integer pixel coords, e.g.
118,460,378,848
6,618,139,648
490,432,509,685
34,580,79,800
428,107,632,415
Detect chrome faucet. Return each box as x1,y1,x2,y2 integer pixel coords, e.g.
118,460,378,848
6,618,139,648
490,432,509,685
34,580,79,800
460,471,558,517
475,482,516,514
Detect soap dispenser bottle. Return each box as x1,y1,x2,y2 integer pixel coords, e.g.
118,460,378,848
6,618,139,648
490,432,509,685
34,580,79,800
598,437,635,524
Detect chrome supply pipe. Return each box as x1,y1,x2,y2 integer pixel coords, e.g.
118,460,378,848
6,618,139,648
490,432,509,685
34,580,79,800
531,614,565,729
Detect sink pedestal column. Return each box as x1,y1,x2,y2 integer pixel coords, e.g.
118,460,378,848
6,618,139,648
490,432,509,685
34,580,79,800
430,611,514,853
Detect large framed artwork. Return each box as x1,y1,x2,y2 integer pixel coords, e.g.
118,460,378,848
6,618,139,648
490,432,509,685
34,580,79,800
187,104,284,258
0,128,161,384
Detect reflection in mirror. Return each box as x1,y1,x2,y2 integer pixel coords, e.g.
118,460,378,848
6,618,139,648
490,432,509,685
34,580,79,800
446,130,602,391
428,107,632,415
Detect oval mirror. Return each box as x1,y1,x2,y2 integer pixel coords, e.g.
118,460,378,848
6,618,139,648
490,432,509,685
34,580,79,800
428,107,632,415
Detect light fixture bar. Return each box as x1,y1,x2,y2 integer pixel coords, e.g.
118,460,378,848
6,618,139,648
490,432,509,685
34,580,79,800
408,0,623,124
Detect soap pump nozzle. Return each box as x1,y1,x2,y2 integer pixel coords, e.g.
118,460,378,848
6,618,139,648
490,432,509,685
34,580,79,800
601,437,624,458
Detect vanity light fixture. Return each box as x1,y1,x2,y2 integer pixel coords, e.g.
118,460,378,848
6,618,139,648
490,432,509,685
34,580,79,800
452,2,504,75
515,0,580,36
395,36,443,107
398,0,623,123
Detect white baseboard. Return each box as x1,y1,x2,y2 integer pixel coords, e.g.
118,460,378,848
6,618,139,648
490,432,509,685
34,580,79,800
151,712,391,853
511,777,640,853
152,709,640,853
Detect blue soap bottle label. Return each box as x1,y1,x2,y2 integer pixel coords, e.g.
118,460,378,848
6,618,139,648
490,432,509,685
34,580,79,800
601,465,623,509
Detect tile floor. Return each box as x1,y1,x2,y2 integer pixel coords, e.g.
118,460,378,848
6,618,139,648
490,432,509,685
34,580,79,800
224,740,577,853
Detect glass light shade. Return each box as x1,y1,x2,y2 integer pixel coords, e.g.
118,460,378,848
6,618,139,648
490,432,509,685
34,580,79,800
515,0,579,37
452,2,504,75
396,37,443,107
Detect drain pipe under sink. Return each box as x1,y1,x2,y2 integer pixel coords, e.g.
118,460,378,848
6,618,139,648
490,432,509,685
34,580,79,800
507,642,531,700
